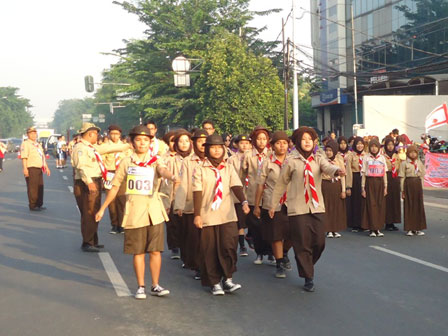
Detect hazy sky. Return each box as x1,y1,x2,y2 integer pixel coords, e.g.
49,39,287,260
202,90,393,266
0,0,311,123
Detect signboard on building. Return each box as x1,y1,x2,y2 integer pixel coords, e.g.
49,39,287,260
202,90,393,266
82,114,92,122
312,88,348,107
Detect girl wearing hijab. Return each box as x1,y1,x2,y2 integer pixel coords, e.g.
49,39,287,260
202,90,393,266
399,146,427,236
253,131,293,279
174,129,208,280
346,137,365,232
242,126,275,265
383,137,401,231
270,127,344,292
322,140,347,238
193,133,250,295
338,136,352,229
361,139,388,237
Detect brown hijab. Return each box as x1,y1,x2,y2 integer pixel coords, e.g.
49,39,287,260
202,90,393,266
173,130,192,158
291,126,318,159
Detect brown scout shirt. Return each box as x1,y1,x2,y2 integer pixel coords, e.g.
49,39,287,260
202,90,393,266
361,153,388,189
322,155,346,192
20,139,45,168
173,153,204,214
346,151,364,188
192,159,243,227
242,147,271,206
112,152,169,229
399,159,426,191
227,151,247,203
270,152,339,216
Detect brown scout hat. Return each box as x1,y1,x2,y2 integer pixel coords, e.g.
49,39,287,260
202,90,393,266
78,122,101,134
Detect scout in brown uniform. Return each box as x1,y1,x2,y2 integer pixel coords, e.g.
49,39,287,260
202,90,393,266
102,125,128,234
193,133,250,295
145,120,169,156
399,145,427,236
21,127,51,211
72,122,130,252
383,137,401,231
361,139,388,237
227,134,252,256
254,131,293,279
174,129,208,280
322,140,347,238
346,137,365,232
338,136,352,229
269,127,343,292
164,130,192,260
242,126,275,265
96,125,178,299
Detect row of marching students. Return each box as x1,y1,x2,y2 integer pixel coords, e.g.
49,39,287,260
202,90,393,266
330,135,427,238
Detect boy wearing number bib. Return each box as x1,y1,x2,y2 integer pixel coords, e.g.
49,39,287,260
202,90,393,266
96,125,179,300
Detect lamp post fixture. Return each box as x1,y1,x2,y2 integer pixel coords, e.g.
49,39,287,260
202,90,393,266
172,56,191,87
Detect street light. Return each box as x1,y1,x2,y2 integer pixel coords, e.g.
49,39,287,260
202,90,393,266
172,56,191,87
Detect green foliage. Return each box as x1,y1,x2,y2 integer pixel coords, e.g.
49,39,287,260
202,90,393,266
196,31,284,134
0,87,33,138
50,99,95,134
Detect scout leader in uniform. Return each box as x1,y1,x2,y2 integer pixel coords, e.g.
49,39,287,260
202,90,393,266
21,126,51,211
96,125,179,299
173,129,208,280
253,131,293,279
269,127,345,292
192,133,250,296
399,145,427,236
72,122,130,253
102,124,131,234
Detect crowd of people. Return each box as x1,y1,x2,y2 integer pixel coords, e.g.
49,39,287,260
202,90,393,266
19,121,427,300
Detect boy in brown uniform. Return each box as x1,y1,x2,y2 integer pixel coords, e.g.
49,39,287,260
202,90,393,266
72,123,130,252
193,133,250,295
21,126,51,211
96,125,178,299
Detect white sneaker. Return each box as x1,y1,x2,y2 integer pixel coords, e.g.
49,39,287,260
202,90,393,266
416,231,425,236
406,231,414,236
369,231,377,237
253,255,263,265
326,232,334,238
211,283,225,296
222,278,242,293
135,286,146,300
376,231,384,237
334,232,342,238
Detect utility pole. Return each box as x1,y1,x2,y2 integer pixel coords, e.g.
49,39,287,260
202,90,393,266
282,18,289,130
292,0,299,129
351,4,359,125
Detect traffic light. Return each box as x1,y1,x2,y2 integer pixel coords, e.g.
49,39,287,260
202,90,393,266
84,75,94,93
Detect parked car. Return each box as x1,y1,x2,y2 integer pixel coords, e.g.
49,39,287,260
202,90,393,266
44,134,61,157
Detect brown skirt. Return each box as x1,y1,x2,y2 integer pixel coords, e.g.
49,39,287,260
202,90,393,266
385,172,401,224
200,222,239,287
404,177,427,231
322,180,347,232
261,205,290,242
124,224,165,254
183,214,201,271
361,177,386,231
348,172,363,228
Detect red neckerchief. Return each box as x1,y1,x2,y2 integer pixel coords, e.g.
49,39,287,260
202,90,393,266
32,141,47,172
357,153,363,171
302,155,319,208
114,153,122,170
209,162,226,211
131,154,158,167
271,154,287,204
411,160,419,175
386,154,398,178
88,144,108,181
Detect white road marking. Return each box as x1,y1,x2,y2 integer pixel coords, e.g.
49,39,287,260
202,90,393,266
68,185,73,193
98,252,132,297
62,175,68,180
424,201,448,210
371,246,448,273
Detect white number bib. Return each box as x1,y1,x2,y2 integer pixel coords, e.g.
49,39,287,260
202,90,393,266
126,166,154,196
103,172,115,190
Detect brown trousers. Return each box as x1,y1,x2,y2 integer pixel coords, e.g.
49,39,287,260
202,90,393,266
107,192,126,228
200,222,238,287
166,210,181,250
246,206,272,255
74,178,102,247
26,167,44,209
183,214,201,271
289,213,326,279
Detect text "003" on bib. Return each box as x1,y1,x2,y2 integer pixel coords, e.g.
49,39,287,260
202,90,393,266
126,166,155,196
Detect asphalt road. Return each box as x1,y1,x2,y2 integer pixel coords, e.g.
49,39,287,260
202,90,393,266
1,153,447,336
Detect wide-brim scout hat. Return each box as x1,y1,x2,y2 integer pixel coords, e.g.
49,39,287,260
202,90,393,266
78,122,101,134
192,129,208,140
26,126,37,134
234,134,251,143
129,125,151,137
204,133,225,146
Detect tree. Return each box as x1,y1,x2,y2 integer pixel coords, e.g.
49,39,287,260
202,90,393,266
50,99,95,134
0,87,33,138
196,31,284,134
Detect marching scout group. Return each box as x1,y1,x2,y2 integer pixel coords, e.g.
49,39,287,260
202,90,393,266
20,121,427,299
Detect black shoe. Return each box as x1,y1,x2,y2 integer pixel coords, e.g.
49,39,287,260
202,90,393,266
109,226,118,234
82,245,100,253
282,255,292,271
303,278,315,292
245,235,255,250
39,206,47,210
30,207,41,212
171,248,180,260
95,244,105,249
239,247,249,257
194,271,201,280
117,227,124,234
391,224,399,231
275,266,286,278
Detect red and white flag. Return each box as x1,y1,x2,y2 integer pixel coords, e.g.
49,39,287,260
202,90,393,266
425,103,448,132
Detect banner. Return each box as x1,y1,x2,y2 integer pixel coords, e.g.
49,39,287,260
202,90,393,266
424,153,448,188
425,102,448,132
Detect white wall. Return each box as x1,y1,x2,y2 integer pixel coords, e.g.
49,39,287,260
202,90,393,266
363,95,448,141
